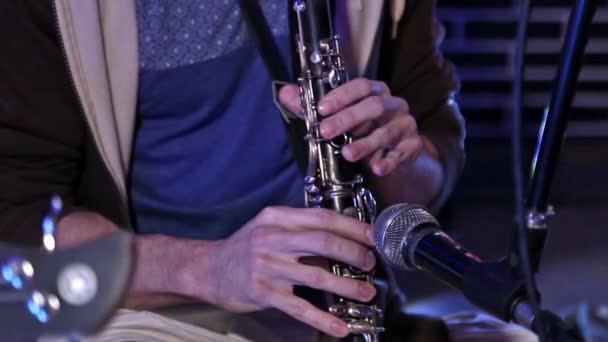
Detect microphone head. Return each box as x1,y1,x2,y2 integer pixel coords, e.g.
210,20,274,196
373,203,439,271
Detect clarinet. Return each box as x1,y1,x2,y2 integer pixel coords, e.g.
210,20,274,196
292,1,384,341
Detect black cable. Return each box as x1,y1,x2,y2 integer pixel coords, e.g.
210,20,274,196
512,0,529,238
512,0,545,341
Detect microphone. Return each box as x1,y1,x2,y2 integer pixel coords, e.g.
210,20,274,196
373,203,481,289
372,203,537,330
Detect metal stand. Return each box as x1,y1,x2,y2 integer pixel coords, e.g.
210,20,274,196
0,196,133,340
509,0,597,340
524,0,597,272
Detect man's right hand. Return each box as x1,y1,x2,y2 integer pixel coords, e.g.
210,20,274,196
174,206,377,338
56,207,377,338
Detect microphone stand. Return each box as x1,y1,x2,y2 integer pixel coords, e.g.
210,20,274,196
523,0,597,273
459,1,596,340
510,0,597,340
376,1,598,340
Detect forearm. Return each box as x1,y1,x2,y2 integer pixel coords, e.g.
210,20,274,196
367,136,444,209
57,212,210,310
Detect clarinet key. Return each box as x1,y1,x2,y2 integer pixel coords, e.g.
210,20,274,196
348,305,376,318
305,184,320,195
329,304,347,317
347,320,375,334
304,176,316,185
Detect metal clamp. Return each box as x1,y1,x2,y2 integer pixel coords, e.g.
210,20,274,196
526,205,555,229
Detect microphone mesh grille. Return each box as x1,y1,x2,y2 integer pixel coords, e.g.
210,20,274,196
373,203,439,271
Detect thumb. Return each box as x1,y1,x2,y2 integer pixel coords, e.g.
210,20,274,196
277,84,304,118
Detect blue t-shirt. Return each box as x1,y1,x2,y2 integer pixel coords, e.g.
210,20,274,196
128,0,304,239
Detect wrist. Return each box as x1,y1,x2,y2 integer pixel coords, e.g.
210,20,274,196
394,136,440,175
177,238,225,306
124,234,222,310
136,234,224,306
129,235,172,295
420,135,440,160
366,136,445,208
415,135,446,204
131,234,185,295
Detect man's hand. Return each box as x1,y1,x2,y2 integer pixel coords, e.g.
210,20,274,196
174,206,377,338
278,78,424,177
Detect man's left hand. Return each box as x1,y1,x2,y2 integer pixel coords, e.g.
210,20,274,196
278,78,423,176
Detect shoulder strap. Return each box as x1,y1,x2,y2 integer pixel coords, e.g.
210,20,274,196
237,0,308,173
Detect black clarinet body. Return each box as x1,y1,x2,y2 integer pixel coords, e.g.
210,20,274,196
291,1,384,341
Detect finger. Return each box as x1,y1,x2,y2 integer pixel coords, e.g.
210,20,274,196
277,84,303,117
256,207,373,246
319,95,402,139
283,230,376,271
266,290,350,338
342,119,404,162
372,137,424,176
317,78,390,116
267,258,376,302
350,121,375,139
367,148,384,170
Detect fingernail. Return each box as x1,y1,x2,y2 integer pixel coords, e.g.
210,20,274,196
374,162,387,176
360,283,377,299
344,147,359,161
366,251,376,270
317,102,329,115
331,321,349,337
321,121,337,138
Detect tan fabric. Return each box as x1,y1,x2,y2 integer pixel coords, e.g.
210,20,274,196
39,309,252,342
390,0,407,39
339,0,407,75
342,0,384,75
38,309,539,342
98,0,139,172
53,0,128,199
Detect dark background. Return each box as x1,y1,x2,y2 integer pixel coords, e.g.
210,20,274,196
399,0,608,319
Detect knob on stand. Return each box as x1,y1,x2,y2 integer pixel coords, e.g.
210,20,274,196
0,195,71,323
0,195,133,339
